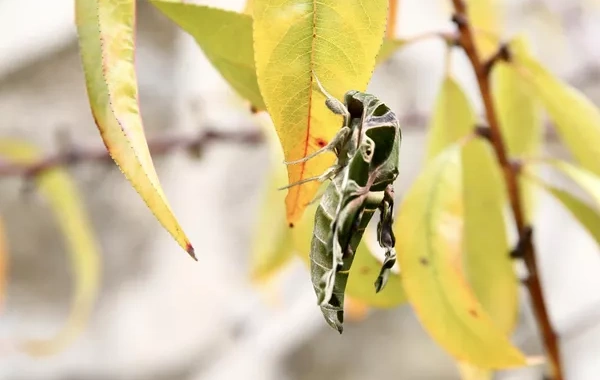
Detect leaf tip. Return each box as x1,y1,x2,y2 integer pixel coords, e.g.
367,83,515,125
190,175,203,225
186,243,198,261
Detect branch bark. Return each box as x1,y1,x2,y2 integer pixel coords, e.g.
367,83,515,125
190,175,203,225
0,129,264,178
450,1,563,378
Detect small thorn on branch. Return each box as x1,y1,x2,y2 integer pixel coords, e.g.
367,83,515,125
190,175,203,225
474,124,492,141
510,225,533,259
483,43,512,77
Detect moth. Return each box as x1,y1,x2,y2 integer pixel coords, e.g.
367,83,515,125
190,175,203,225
283,76,402,332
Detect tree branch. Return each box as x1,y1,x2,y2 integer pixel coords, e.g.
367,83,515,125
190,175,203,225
0,129,264,178
450,1,563,378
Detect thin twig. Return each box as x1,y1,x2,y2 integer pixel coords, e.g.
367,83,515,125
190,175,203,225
0,129,264,178
449,1,563,379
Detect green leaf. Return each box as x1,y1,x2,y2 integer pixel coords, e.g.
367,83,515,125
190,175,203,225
75,0,194,258
467,0,503,58
525,173,600,247
493,37,543,222
0,139,101,356
540,159,600,206
253,0,388,223
151,1,265,110
426,77,476,161
511,40,600,176
395,145,526,368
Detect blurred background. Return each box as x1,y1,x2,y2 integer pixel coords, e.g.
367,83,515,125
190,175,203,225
0,0,599,379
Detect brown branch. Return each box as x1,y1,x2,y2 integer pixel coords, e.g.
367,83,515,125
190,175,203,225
0,129,264,178
450,1,563,379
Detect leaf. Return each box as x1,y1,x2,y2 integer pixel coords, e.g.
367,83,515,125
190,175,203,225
462,140,518,336
540,159,600,206
524,173,600,247
457,362,493,380
492,37,543,222
151,1,265,110
250,158,295,283
511,41,600,176
395,145,526,368
75,0,194,259
426,77,476,161
292,198,406,308
253,0,388,223
0,140,101,356
344,296,370,322
376,38,406,63
243,0,254,14
467,0,503,58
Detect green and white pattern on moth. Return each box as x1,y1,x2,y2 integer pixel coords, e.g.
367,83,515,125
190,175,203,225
283,76,402,332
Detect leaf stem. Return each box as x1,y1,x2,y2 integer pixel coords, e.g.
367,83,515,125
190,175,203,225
0,129,264,178
449,1,563,378
387,0,400,38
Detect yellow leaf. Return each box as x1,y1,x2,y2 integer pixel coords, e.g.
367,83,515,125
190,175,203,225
457,362,493,380
524,173,600,247
493,37,542,222
462,140,518,335
395,145,526,368
151,1,265,110
540,159,600,206
375,38,407,64
243,0,254,14
75,0,194,258
253,0,388,223
511,42,600,176
0,140,101,356
467,0,503,58
292,197,406,308
426,77,476,161
250,158,295,283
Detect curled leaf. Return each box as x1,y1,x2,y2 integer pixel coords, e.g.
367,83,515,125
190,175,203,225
75,0,194,258
151,1,265,110
395,145,526,368
0,140,101,356
253,0,388,223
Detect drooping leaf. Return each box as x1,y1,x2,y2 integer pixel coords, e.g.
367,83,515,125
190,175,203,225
376,38,406,64
492,36,543,222
524,173,600,247
540,159,600,206
467,0,503,58
426,76,476,161
395,145,526,368
292,199,406,308
243,0,254,14
75,0,194,258
457,362,493,380
462,139,518,335
151,1,265,110
511,42,600,176
253,0,388,223
0,140,101,356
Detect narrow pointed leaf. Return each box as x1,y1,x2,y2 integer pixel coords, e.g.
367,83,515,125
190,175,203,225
525,174,600,247
75,0,194,258
395,145,526,368
463,139,518,335
0,140,101,356
426,77,476,161
467,0,502,58
457,362,493,380
511,42,600,176
493,37,542,222
243,0,254,14
540,159,600,206
253,0,388,223
151,1,265,110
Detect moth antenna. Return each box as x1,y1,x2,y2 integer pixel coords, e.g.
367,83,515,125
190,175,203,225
312,70,350,117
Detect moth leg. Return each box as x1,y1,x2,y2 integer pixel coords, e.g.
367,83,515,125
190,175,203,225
312,70,351,120
278,163,344,190
283,127,351,165
375,185,397,293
